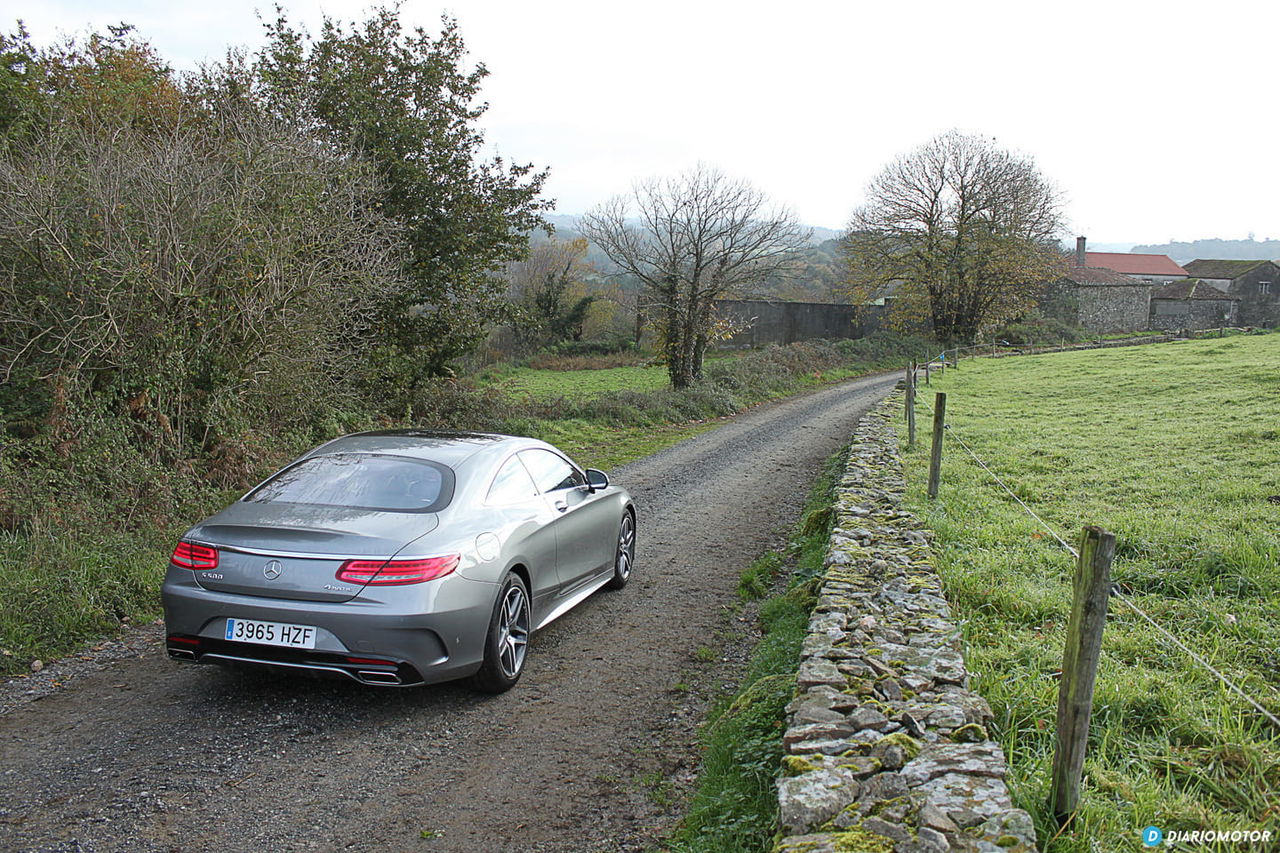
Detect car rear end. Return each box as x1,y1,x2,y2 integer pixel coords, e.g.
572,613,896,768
162,551,493,685
161,450,496,686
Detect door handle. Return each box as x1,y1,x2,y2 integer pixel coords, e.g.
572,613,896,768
554,500,568,513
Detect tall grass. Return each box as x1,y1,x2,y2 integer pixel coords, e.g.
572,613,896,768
901,333,1280,851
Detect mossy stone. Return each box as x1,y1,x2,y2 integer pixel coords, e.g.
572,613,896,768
872,731,922,760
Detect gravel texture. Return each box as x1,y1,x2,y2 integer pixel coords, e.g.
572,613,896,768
0,373,895,853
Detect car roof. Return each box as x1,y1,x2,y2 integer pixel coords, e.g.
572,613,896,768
302,430,528,468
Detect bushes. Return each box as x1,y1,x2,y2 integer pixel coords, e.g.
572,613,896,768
995,317,1082,346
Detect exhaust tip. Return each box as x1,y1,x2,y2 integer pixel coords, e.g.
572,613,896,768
356,669,402,685
168,648,198,661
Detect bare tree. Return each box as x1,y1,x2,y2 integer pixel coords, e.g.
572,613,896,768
582,165,810,388
844,131,1065,343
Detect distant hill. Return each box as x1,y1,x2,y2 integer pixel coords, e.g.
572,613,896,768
544,214,840,247
540,214,848,300
1131,237,1280,265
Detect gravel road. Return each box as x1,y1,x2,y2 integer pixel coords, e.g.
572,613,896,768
0,373,896,853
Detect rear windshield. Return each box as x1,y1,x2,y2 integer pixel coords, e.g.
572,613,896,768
243,454,453,513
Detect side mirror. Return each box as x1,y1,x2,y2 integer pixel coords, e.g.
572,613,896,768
585,468,609,492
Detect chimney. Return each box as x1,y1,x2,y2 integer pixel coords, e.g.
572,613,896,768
1076,236,1087,268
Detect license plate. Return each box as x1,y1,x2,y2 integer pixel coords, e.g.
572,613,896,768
224,618,317,649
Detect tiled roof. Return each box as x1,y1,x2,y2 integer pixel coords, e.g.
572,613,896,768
1085,252,1188,276
1061,266,1144,286
1151,279,1238,301
1182,259,1271,280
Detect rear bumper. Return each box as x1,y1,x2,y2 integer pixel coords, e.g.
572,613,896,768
161,570,495,686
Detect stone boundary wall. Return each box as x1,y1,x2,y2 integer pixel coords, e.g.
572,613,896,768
773,397,1038,853
713,299,886,347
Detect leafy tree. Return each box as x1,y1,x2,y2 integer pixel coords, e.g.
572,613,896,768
843,131,1065,343
251,7,551,378
583,165,809,388
0,32,400,461
505,237,596,346
0,25,41,135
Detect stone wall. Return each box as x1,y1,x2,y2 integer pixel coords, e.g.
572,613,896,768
1149,298,1237,331
714,300,885,347
1074,284,1152,334
773,399,1038,853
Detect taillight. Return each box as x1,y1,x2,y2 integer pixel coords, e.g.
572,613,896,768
171,541,218,569
336,555,459,585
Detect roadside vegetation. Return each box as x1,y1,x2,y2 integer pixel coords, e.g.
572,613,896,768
0,334,927,676
667,446,848,853
900,333,1280,851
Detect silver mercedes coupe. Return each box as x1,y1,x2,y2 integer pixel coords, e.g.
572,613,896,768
161,431,635,692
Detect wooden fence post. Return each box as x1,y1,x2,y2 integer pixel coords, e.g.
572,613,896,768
904,363,913,420
906,365,917,448
1049,525,1116,825
926,392,946,499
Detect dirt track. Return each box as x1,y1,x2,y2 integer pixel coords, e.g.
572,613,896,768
0,373,895,853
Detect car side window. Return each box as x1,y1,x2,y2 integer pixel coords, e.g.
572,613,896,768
518,449,585,493
486,455,540,505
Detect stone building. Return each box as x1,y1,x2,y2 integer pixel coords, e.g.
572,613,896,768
1148,280,1239,330
1046,265,1153,334
1182,259,1279,327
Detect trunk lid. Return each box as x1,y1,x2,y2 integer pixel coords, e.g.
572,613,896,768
184,501,438,602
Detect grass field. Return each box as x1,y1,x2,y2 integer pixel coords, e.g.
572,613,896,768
478,352,740,402
484,362,673,400
901,333,1279,851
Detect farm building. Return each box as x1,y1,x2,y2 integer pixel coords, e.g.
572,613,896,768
1181,259,1279,327
1148,280,1239,330
1045,264,1153,334
1079,238,1188,285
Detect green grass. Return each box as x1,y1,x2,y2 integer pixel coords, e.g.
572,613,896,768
484,363,673,400
901,332,1280,852
521,417,723,472
668,446,847,853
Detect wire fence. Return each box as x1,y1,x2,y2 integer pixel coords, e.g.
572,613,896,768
911,386,1280,732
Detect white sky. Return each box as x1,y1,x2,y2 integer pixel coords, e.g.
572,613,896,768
6,0,1279,245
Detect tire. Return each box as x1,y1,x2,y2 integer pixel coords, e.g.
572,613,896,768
471,572,531,694
604,509,636,591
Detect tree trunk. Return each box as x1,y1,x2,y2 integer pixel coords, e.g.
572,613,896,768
691,331,708,380
664,297,690,388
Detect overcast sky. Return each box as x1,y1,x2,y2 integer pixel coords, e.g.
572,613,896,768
7,0,1278,245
